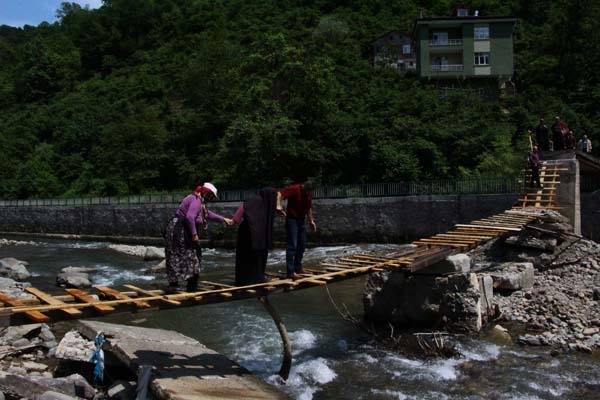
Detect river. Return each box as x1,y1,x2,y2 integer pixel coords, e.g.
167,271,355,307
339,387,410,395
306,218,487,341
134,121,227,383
0,237,599,400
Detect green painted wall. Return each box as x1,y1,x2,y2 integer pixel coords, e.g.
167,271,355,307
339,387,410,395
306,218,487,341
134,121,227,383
490,22,514,76
462,24,474,76
414,19,515,80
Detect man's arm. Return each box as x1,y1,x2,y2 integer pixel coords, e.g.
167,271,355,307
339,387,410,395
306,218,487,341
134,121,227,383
276,192,286,217
308,207,316,232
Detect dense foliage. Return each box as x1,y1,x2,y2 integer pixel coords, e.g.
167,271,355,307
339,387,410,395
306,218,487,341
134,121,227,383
0,0,598,198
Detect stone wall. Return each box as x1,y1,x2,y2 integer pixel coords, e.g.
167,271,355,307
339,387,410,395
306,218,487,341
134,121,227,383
581,192,600,241
0,194,518,244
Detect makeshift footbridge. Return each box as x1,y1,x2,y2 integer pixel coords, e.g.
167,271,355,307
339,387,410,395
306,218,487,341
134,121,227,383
0,161,566,328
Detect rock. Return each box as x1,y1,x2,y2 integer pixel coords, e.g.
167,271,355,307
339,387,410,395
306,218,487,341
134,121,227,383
150,259,166,274
583,327,600,335
54,331,95,362
39,326,55,342
7,366,26,375
0,258,31,281
59,267,97,274
0,372,95,399
22,361,48,371
108,244,147,258
505,236,555,251
144,246,165,261
488,324,512,345
107,380,137,400
39,391,77,400
11,338,30,348
55,273,91,289
518,334,542,346
489,263,535,290
422,253,471,275
0,324,42,345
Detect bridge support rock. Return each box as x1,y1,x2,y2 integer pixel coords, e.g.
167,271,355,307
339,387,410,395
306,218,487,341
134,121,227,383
363,254,495,333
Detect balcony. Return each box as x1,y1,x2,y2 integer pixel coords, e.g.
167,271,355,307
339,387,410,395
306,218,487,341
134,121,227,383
430,64,464,72
429,38,463,46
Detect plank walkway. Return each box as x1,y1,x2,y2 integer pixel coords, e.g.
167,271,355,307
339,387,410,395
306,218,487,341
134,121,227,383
0,165,564,327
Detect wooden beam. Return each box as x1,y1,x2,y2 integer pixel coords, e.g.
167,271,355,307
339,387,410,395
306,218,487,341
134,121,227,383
64,289,115,313
455,224,521,232
123,285,181,306
95,286,151,308
0,293,49,323
25,288,82,316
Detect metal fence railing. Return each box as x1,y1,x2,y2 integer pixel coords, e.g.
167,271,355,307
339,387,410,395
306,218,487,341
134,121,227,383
0,177,523,207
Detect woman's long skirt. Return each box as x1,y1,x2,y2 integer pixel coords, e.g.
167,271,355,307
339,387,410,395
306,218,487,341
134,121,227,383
235,220,268,286
164,217,201,286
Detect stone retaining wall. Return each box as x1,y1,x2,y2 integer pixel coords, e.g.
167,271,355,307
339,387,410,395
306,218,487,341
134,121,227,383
0,194,520,243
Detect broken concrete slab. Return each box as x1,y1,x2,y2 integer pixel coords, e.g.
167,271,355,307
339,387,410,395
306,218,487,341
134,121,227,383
78,320,289,400
420,253,471,275
0,373,94,399
489,262,535,290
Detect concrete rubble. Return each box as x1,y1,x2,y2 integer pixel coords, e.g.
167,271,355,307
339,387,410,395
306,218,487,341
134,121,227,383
364,210,600,352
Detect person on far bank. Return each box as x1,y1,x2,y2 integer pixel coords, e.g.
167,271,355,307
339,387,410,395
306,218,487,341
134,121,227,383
276,181,316,280
534,118,549,151
551,116,567,151
577,135,593,153
528,146,542,189
164,183,233,293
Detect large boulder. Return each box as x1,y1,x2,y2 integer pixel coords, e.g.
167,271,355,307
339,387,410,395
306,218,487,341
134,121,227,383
0,258,31,281
144,246,165,261
108,244,147,258
0,373,95,399
54,331,95,362
364,270,489,332
489,262,535,290
419,253,471,275
56,272,91,289
0,277,33,299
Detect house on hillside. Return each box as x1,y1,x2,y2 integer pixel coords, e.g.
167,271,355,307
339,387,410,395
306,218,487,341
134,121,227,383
412,7,517,99
372,31,416,74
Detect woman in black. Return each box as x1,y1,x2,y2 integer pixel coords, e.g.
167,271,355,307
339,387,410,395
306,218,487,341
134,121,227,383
231,188,278,285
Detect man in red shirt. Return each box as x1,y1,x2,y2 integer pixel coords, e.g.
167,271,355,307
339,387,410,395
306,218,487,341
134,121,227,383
276,181,317,279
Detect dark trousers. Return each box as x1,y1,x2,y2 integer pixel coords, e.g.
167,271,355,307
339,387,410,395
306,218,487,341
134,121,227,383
285,218,306,275
530,167,541,188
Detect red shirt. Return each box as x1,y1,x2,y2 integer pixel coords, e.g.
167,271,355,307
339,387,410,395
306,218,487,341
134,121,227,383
280,184,313,219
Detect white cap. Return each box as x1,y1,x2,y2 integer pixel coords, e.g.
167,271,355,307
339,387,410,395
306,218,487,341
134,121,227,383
203,182,218,198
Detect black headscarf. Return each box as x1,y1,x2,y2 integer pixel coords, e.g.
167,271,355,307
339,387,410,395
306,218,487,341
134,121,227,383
243,187,277,251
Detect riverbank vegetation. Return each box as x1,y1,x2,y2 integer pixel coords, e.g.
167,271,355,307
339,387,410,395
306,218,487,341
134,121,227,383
0,0,598,198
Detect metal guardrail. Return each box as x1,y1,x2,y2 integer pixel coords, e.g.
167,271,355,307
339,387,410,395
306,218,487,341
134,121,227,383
0,178,523,207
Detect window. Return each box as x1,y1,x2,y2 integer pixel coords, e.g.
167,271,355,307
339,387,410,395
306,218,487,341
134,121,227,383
474,26,489,39
402,44,411,55
474,52,490,65
457,8,468,16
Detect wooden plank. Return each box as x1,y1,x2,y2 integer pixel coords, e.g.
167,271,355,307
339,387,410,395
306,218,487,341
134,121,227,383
200,281,235,288
455,224,521,232
424,237,478,244
437,233,493,239
296,279,328,286
0,293,49,323
123,285,181,306
25,288,82,316
95,286,151,308
412,241,466,248
353,255,396,262
339,258,377,265
64,289,115,313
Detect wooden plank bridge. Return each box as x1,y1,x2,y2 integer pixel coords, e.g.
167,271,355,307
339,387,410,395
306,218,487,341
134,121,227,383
0,164,565,327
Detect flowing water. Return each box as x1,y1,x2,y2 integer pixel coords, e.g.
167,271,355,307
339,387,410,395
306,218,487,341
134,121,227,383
1,237,599,400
